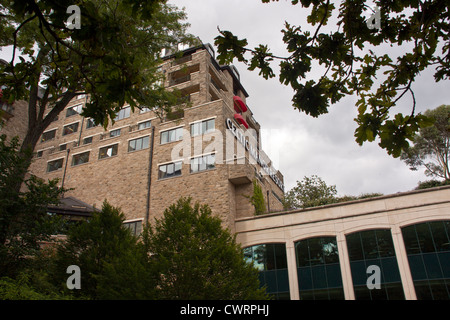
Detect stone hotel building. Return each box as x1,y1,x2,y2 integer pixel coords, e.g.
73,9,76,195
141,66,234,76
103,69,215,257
27,43,286,234
1,44,450,300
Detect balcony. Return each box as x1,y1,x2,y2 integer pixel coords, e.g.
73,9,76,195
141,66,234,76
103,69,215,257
228,159,254,185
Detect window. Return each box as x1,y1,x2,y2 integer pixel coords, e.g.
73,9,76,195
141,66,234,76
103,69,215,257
47,158,63,172
72,151,90,166
86,118,97,129
190,154,215,173
59,144,67,152
41,129,56,142
124,220,143,236
66,104,83,117
140,107,152,113
158,161,182,179
83,136,93,145
62,122,79,136
243,243,290,300
138,120,151,130
191,118,215,136
99,144,118,159
110,129,121,138
346,229,405,300
295,237,345,300
401,221,450,300
114,107,131,121
128,136,150,152
160,127,183,144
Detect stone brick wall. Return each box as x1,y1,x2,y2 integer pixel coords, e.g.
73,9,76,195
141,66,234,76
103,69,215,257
26,45,286,233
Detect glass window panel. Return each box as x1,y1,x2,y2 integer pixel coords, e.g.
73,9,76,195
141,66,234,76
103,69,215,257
347,233,364,261
429,221,449,252
416,223,435,253
252,245,266,271
376,229,395,257
276,269,289,292
161,131,168,144
142,136,150,149
408,255,427,280
414,280,434,300
274,244,287,269
326,264,343,288
439,252,450,278
295,241,310,268
174,162,182,176
298,267,313,291
361,230,378,259
402,225,421,255
128,139,136,152
308,238,324,266
423,253,443,279
311,265,327,289
265,244,276,270
429,280,449,299
136,138,142,151
323,238,339,264
381,257,401,283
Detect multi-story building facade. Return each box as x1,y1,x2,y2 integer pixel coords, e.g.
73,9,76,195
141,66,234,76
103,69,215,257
28,44,285,233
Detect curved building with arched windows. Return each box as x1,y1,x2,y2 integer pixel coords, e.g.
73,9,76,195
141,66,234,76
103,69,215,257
236,185,450,300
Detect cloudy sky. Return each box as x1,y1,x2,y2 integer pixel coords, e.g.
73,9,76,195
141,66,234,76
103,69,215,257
169,0,450,196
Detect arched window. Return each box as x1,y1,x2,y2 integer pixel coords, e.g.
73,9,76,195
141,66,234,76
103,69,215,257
401,220,450,300
295,236,344,300
243,243,290,300
346,229,405,300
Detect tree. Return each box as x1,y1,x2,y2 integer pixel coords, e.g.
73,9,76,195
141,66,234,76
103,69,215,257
0,134,64,278
401,104,450,180
214,0,449,157
143,197,268,300
249,179,266,215
0,0,196,172
283,175,337,209
51,200,155,299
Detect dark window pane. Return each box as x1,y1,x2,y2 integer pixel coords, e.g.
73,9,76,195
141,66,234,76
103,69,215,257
402,225,421,255
415,223,435,253
347,233,364,261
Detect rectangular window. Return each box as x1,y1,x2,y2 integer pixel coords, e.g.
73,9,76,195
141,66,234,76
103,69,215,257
128,136,150,152
114,107,131,121
138,120,151,130
158,161,182,179
86,118,97,129
140,107,152,113
99,144,118,159
191,118,215,137
160,127,183,144
110,129,121,138
190,154,215,173
72,151,90,166
83,136,93,145
66,104,83,117
47,158,64,172
62,122,79,136
41,129,56,142
59,144,67,152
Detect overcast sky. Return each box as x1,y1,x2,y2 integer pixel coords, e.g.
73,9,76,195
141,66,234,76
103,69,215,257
1,1,448,197
169,0,450,196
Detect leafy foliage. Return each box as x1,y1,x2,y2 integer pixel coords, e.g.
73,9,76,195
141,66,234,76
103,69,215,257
0,134,64,278
51,201,154,299
143,197,268,300
401,105,450,180
283,175,383,210
215,0,450,157
283,175,338,209
0,0,196,154
250,179,266,215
